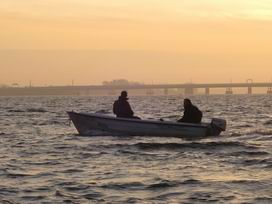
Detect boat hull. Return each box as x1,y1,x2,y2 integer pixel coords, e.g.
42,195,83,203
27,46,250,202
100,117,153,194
68,112,226,138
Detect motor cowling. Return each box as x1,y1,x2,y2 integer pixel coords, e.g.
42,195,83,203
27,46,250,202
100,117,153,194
211,118,227,131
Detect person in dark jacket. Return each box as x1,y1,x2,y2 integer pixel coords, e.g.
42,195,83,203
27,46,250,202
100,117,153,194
113,91,140,119
178,98,202,123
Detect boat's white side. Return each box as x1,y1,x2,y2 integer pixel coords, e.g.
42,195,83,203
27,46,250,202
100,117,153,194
67,112,226,138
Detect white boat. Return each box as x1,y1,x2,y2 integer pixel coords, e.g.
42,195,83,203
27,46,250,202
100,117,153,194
67,111,226,138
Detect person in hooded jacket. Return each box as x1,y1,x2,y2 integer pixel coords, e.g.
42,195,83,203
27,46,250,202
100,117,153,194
113,91,140,119
178,98,202,123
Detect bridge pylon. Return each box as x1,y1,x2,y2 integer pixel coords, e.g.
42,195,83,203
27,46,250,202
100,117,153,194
246,79,253,94
267,87,272,94
146,89,154,95
248,87,252,94
225,87,233,94
205,87,210,95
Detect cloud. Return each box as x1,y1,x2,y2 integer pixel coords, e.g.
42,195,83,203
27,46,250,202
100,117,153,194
1,0,272,24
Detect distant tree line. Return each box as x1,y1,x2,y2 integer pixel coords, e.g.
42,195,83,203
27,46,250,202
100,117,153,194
102,79,143,86
0,84,10,88
0,83,20,88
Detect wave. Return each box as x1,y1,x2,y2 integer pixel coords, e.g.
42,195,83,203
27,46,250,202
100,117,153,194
264,120,272,125
8,109,25,113
7,108,47,113
20,195,47,201
147,180,178,190
0,186,18,194
233,124,253,128
101,182,145,190
147,179,202,190
63,184,91,192
228,150,269,157
32,120,67,126
134,141,256,151
243,158,272,166
4,170,56,179
181,179,202,185
59,169,85,174
55,189,103,201
82,192,103,200
26,108,47,113
6,172,32,178
247,130,272,136
31,172,56,178
229,132,243,137
227,180,264,185
254,197,272,203
264,164,272,169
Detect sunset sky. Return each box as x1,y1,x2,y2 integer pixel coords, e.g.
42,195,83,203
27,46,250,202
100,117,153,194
1,0,272,86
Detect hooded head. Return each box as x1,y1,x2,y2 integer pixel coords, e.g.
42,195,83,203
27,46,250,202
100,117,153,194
183,98,192,108
119,91,128,100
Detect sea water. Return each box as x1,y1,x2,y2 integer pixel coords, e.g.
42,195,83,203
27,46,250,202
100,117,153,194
0,95,271,203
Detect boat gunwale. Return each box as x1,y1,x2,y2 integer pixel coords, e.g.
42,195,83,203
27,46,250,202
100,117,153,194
67,111,209,129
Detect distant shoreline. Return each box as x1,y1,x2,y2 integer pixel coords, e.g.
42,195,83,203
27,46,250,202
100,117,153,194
1,83,272,96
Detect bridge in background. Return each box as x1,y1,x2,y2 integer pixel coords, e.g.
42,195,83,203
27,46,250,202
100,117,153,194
1,82,272,96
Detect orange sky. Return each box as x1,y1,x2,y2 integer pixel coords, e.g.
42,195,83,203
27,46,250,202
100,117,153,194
0,0,272,86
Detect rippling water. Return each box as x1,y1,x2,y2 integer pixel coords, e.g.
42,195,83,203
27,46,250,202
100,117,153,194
0,95,271,203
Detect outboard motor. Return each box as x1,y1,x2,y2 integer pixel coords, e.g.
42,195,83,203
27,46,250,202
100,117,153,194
211,118,227,131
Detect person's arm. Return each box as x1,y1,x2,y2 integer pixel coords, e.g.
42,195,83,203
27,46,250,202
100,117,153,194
113,101,117,115
178,109,189,122
177,117,184,122
126,102,134,116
